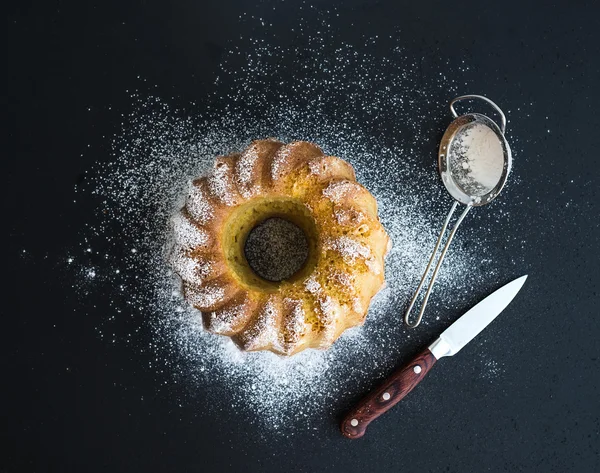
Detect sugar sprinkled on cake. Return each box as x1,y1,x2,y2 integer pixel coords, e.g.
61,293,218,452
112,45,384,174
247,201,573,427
206,298,249,334
186,182,214,222
235,145,261,197
169,250,204,284
241,297,281,351
69,11,518,435
208,159,238,206
333,207,365,225
322,180,362,203
171,212,209,249
281,298,306,347
270,144,294,181
186,283,226,309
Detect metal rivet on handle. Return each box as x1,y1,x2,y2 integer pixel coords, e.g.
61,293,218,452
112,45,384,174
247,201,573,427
350,419,359,427
413,365,422,374
382,392,391,401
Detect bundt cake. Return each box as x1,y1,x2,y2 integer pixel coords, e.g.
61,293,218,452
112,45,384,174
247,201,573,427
168,139,390,355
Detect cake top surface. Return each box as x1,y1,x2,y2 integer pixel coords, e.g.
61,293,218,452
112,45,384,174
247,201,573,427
168,139,390,355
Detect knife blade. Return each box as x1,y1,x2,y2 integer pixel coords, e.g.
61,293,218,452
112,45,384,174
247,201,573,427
340,275,528,439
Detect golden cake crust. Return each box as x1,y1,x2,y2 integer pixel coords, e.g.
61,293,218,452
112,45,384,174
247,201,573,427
169,139,390,355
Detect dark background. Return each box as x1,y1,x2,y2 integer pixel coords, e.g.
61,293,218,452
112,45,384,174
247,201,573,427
4,1,599,472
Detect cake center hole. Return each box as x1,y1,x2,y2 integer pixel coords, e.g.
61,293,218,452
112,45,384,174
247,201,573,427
244,217,309,282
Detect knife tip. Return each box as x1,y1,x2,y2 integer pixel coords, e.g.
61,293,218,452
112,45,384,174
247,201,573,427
514,274,528,288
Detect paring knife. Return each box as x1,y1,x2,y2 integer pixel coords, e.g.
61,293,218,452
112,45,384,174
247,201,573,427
341,275,528,439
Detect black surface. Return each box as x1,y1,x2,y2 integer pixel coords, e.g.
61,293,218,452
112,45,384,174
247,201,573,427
4,1,600,472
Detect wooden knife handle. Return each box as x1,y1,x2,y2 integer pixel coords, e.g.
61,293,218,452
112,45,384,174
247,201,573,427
340,347,437,439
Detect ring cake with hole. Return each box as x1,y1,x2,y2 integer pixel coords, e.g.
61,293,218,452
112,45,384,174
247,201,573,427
168,139,391,355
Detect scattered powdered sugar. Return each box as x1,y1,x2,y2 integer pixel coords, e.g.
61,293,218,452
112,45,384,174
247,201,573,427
318,295,337,319
282,298,305,346
206,298,247,334
324,236,372,261
324,236,380,275
169,246,216,286
481,358,504,380
171,212,209,249
307,158,325,176
208,159,238,206
334,207,365,225
168,249,201,283
304,275,322,295
186,283,226,309
328,271,353,290
186,183,214,222
70,11,514,436
322,180,362,203
235,146,261,197
303,276,336,336
270,145,293,181
242,297,280,351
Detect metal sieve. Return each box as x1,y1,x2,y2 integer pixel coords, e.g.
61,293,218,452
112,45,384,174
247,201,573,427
404,95,512,329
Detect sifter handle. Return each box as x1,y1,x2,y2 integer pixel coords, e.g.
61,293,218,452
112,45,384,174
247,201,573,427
404,202,472,328
450,94,507,134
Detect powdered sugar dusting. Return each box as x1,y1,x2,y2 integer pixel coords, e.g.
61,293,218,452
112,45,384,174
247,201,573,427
270,144,294,181
206,298,248,334
324,236,379,274
450,122,505,197
235,146,260,197
169,249,210,284
352,297,364,313
334,207,365,225
186,183,214,222
328,271,354,290
186,284,226,309
325,235,371,260
304,275,322,295
172,212,209,249
319,295,336,318
323,180,361,203
282,298,306,347
241,297,281,351
70,9,516,436
302,276,337,341
307,158,324,176
208,160,238,206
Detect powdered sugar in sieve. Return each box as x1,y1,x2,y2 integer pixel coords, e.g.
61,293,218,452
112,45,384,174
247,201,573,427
404,95,512,329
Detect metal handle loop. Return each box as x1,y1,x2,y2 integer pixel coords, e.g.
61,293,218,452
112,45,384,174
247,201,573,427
449,95,507,134
404,202,473,329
